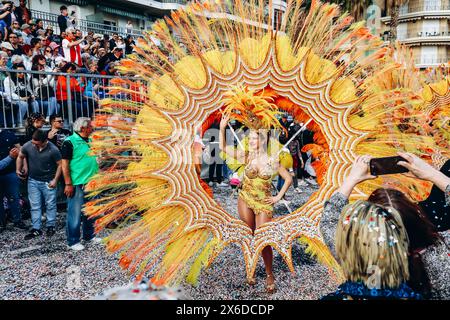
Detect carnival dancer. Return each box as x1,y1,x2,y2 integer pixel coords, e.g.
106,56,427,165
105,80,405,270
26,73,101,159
218,87,292,293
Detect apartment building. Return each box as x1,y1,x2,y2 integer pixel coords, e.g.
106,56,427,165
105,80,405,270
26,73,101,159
24,0,287,37
380,0,450,69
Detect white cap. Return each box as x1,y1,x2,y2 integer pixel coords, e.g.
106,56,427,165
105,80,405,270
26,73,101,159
1,42,14,51
55,56,65,66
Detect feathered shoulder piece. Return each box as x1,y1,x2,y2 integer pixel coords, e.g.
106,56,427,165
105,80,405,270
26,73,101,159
221,85,282,131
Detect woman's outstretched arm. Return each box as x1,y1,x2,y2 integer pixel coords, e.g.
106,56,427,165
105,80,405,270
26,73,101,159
320,155,376,257
219,114,244,162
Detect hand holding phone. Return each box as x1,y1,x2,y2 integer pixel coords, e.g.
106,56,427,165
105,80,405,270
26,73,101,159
397,152,440,181
369,156,409,176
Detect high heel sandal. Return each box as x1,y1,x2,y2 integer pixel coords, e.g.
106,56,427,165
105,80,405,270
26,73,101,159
247,277,256,286
266,274,275,293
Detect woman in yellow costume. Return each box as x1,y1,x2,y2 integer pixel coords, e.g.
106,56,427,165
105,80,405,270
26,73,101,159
218,86,292,293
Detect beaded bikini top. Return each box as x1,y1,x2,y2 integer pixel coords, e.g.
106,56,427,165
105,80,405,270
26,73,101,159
244,155,276,180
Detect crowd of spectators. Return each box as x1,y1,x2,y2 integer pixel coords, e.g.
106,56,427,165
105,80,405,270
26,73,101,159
0,1,137,127
1,116,101,250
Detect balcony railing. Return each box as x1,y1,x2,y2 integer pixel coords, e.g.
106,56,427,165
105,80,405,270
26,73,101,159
414,57,450,65
398,30,450,40
384,3,450,20
396,4,450,14
31,9,145,37
153,0,187,3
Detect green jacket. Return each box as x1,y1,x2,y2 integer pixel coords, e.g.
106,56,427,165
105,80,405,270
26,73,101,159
65,133,98,186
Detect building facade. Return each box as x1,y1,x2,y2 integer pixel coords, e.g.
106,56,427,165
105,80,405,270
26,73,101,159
24,0,287,37
380,0,450,68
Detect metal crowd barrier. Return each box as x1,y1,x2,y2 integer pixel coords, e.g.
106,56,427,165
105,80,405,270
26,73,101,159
0,68,147,129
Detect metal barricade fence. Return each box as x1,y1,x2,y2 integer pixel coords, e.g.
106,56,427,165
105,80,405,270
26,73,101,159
0,68,147,130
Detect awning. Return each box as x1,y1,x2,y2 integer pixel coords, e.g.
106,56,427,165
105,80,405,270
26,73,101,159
96,5,148,20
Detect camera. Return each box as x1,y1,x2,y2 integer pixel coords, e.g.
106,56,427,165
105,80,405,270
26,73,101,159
1,1,12,12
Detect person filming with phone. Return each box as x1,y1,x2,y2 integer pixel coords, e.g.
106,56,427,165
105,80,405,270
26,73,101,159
16,129,62,240
62,27,84,67
319,152,449,299
0,1,14,31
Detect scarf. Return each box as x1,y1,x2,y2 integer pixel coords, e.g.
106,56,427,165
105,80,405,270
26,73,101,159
66,37,82,66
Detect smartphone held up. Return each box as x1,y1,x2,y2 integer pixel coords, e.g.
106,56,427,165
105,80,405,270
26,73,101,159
369,156,409,176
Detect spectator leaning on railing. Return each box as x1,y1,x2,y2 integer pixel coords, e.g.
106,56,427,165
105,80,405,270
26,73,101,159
7,53,19,69
55,62,94,119
3,63,39,125
126,21,133,35
31,56,59,117
20,44,32,69
0,4,139,127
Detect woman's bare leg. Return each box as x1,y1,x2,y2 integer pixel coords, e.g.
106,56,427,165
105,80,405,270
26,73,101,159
238,197,256,232
255,213,274,291
238,197,256,284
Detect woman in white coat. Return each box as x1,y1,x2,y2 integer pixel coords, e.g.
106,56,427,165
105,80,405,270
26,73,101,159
3,63,39,126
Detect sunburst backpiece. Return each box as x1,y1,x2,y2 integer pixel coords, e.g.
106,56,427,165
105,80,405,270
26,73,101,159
84,0,441,286
364,44,449,199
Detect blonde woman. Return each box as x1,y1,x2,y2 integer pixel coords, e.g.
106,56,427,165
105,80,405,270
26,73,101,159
322,198,421,299
218,87,292,293
321,155,449,299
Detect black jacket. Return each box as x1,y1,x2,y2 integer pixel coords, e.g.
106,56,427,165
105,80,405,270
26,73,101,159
98,53,121,72
57,15,68,33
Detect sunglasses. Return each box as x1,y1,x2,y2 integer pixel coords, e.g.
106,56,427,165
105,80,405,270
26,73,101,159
45,50,51,52
9,36,17,38
53,120,63,123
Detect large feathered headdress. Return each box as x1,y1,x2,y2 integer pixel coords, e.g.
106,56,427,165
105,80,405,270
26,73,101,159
221,85,282,131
